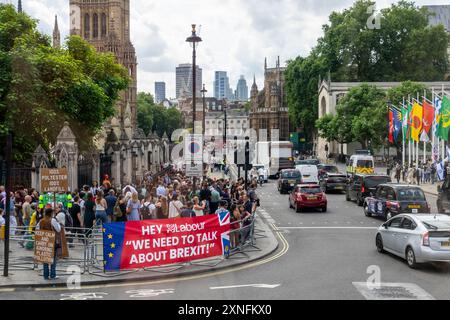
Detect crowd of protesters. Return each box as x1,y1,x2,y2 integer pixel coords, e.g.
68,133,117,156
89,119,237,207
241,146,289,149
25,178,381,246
0,166,261,279
389,160,441,185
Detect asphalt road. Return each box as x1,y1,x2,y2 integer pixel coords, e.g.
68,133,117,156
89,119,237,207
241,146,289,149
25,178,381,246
3,181,450,301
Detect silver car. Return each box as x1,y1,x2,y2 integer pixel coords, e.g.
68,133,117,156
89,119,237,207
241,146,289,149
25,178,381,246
375,214,450,268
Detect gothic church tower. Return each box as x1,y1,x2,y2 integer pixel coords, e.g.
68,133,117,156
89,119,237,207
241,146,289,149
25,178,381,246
69,0,137,140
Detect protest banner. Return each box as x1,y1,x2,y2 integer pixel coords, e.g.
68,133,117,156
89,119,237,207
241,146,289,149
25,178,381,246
34,230,56,264
102,212,230,271
40,168,68,193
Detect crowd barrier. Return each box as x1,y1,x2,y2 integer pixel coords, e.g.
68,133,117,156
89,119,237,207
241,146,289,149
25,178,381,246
0,208,264,278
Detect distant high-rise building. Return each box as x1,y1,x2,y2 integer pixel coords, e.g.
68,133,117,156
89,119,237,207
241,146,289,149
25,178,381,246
155,82,166,104
235,75,249,101
176,64,202,99
214,71,234,100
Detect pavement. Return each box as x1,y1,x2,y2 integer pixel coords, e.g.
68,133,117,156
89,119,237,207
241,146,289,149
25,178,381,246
0,215,279,290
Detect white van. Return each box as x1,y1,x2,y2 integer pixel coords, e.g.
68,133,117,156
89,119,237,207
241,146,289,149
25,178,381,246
295,165,319,184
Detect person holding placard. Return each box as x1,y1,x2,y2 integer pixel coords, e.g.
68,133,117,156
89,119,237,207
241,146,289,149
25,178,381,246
36,208,61,280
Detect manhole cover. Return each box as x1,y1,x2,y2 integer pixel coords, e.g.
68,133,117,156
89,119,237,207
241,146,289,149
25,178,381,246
353,282,435,300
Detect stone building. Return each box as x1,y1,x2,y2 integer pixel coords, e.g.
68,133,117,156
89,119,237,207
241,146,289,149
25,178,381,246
68,0,137,142
249,57,291,142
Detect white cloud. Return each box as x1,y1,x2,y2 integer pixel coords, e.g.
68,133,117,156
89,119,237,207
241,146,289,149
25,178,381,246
2,0,450,98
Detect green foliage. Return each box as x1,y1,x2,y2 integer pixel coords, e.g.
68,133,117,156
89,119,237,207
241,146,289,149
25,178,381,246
286,0,449,144
0,4,129,161
387,81,428,106
137,92,182,140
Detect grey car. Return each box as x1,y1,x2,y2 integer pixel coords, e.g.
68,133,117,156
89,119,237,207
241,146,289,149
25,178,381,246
376,214,450,269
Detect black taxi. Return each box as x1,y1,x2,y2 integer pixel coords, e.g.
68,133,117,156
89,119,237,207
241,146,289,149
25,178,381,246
363,184,430,221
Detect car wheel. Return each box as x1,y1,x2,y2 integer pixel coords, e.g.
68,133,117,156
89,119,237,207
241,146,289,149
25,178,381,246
364,203,372,217
295,203,301,213
376,234,385,253
322,206,327,213
406,247,418,269
356,194,364,207
289,199,293,209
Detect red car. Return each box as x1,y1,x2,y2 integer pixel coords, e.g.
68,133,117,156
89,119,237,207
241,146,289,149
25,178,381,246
289,184,327,213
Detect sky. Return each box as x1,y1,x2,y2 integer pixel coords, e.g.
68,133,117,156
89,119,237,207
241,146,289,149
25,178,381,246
2,0,450,99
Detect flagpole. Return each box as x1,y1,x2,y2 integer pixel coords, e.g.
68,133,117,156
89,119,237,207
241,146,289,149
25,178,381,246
417,92,420,168
443,84,446,162
423,89,427,165
408,95,412,166
402,98,406,168
432,88,436,163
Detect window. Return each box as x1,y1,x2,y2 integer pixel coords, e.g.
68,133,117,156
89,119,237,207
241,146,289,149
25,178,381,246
386,188,395,201
388,217,403,228
84,13,90,39
377,187,388,199
101,13,107,37
93,13,99,38
401,218,417,230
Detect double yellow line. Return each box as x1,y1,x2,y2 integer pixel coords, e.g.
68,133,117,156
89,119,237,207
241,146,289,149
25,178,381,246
36,223,290,292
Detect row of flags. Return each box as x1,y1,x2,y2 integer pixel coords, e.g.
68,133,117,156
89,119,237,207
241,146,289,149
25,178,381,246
388,95,450,144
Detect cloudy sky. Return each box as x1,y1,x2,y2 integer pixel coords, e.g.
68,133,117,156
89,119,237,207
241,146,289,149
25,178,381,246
2,0,449,98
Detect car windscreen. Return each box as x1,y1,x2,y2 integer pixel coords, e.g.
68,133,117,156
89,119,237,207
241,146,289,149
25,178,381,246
300,187,322,194
396,188,426,201
364,176,391,188
295,160,319,166
323,166,339,173
357,160,374,168
282,171,301,179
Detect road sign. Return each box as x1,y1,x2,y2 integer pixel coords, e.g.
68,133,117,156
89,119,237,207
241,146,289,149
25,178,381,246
184,134,203,161
40,168,68,193
186,161,203,177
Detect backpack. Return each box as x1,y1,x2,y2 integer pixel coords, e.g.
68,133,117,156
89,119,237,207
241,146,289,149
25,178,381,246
113,203,123,219
141,203,153,220
64,211,73,229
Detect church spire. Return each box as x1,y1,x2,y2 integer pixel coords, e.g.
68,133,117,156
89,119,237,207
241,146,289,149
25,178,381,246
53,15,61,49
18,0,22,13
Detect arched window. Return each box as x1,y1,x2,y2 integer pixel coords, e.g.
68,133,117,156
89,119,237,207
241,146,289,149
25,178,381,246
93,13,99,38
84,13,90,39
101,13,107,37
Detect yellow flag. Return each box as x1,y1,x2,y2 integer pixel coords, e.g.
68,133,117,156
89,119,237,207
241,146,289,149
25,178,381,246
411,102,423,142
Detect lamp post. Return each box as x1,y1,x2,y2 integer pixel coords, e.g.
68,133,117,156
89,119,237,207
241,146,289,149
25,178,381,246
223,104,228,167
186,24,202,194
201,84,207,179
3,133,12,277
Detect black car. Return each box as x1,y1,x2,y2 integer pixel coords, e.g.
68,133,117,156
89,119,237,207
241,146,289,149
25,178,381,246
364,184,430,220
295,159,320,166
346,174,392,206
437,177,450,214
278,169,302,194
320,172,348,193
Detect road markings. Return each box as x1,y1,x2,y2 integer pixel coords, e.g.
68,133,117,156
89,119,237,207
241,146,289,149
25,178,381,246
0,288,15,293
353,282,435,300
126,288,175,298
278,227,378,230
210,284,281,290
36,222,290,292
60,292,108,300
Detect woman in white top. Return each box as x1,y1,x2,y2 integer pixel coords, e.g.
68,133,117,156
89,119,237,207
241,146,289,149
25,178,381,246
168,194,183,219
95,191,108,225
192,197,206,217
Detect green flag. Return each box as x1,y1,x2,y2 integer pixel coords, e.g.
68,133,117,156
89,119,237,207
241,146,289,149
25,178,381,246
402,107,409,142
437,96,450,142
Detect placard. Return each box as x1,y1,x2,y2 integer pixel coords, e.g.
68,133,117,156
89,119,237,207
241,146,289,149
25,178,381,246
34,230,56,264
40,168,68,193
103,212,230,271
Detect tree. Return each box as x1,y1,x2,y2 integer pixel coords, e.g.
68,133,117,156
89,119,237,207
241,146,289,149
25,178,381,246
137,92,182,140
286,0,449,145
0,4,129,161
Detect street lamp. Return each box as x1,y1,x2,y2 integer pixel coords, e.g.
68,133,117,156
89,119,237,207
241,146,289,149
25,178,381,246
201,84,207,137
223,104,228,166
186,24,202,134
186,24,202,194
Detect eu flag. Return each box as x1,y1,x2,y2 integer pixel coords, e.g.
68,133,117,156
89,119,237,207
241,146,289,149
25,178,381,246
103,222,126,271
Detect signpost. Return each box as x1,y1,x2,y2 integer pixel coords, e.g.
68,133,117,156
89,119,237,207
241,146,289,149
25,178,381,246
34,230,56,265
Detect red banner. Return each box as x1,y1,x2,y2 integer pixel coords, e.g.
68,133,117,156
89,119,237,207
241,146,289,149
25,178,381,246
103,213,231,271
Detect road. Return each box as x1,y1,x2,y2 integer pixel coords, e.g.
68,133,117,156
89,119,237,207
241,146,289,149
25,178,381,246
4,181,450,300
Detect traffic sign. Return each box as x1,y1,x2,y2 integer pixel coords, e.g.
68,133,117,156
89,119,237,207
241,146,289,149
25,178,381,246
184,134,203,161
186,161,203,177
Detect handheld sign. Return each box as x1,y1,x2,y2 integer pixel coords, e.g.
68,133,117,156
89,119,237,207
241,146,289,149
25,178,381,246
40,168,69,193
34,230,56,264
